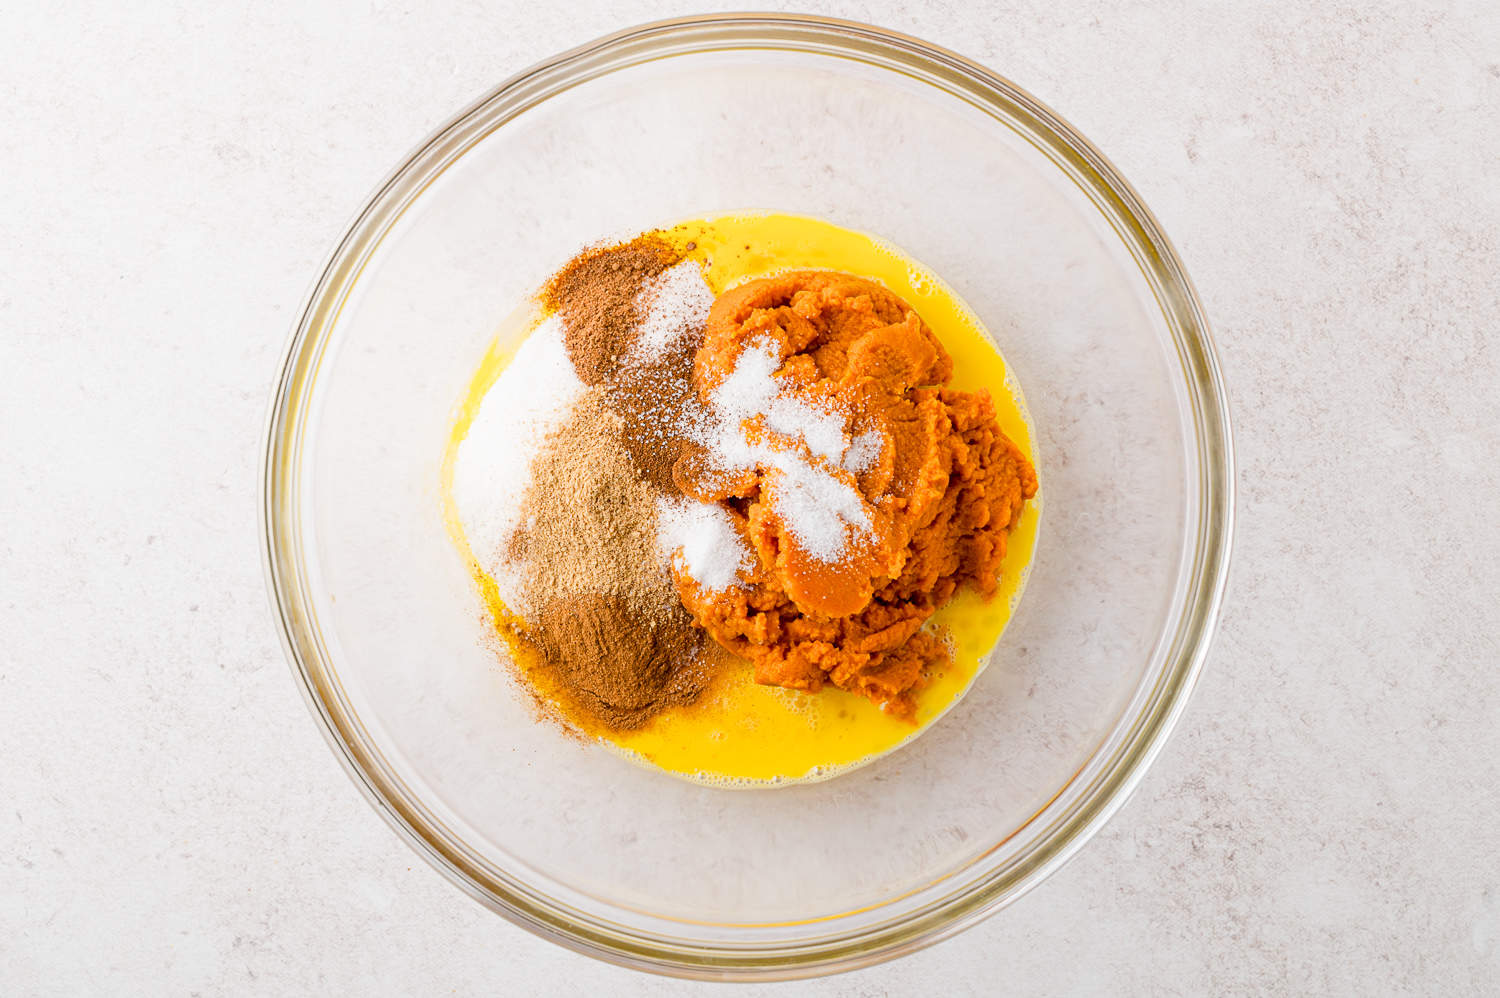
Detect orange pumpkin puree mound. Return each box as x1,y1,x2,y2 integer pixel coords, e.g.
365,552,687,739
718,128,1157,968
672,271,1038,720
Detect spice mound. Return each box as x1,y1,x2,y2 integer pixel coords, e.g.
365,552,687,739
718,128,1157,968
670,272,1038,719
452,231,1037,736
452,235,713,733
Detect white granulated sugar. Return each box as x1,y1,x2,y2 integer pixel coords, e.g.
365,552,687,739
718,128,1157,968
656,497,750,592
711,339,845,463
766,395,846,463
763,455,872,561
711,338,781,416
452,314,583,610
843,429,883,473
629,260,715,362
686,337,873,563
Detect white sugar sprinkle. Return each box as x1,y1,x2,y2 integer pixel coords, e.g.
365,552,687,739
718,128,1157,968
843,429,884,473
766,395,847,464
629,260,715,362
762,455,872,561
709,339,853,464
681,337,873,565
655,498,751,592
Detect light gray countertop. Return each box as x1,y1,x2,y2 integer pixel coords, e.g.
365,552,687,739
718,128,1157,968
3,2,1497,994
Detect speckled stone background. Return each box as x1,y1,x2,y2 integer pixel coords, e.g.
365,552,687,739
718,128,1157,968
3,2,1498,994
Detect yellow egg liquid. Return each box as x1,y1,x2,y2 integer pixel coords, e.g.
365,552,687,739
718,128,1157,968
443,213,1041,787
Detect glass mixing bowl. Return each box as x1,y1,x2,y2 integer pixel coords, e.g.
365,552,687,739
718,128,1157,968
261,14,1233,980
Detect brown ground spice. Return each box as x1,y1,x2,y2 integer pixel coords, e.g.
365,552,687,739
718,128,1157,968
509,391,706,731
532,594,704,730
514,394,671,615
541,233,705,494
604,334,702,494
540,233,680,386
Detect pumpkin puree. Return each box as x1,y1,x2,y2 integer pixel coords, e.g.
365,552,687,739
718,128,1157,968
673,272,1038,719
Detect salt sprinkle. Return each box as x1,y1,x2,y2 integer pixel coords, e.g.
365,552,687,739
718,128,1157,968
707,339,851,464
843,429,883,473
688,337,873,563
629,260,715,362
452,315,583,611
767,395,847,465
655,498,751,592
761,459,871,561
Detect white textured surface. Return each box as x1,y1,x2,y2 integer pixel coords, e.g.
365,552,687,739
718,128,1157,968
2,2,1498,994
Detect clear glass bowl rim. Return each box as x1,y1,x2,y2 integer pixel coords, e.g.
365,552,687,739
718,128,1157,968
260,12,1235,981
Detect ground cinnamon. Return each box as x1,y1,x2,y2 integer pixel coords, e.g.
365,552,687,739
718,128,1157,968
605,336,701,493
532,594,704,730
540,233,680,386
542,235,708,494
